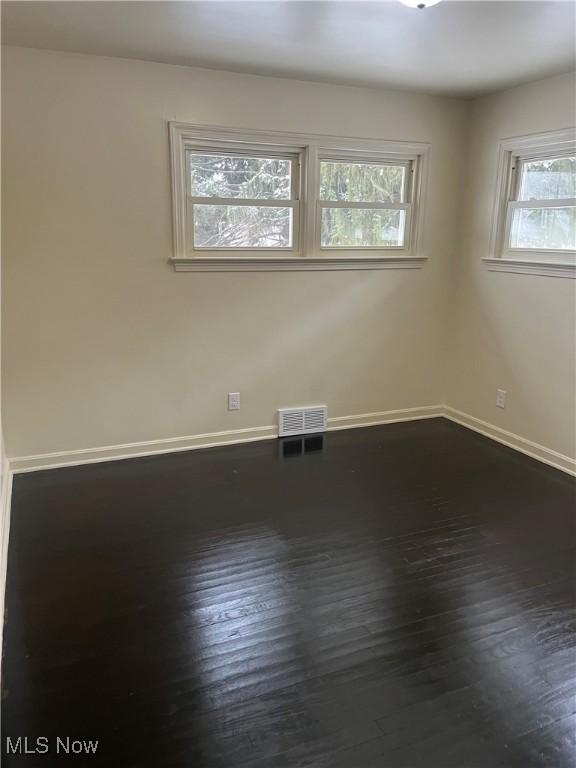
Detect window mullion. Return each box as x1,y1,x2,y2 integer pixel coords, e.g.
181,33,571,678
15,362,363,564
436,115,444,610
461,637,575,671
303,144,319,258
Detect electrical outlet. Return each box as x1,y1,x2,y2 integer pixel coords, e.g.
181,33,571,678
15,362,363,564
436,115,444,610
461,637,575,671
496,389,506,409
228,392,240,411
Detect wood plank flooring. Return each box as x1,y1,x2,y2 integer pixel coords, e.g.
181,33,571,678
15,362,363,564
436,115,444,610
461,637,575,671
2,418,575,767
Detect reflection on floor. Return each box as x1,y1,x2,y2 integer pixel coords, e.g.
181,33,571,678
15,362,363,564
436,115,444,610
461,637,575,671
2,418,575,767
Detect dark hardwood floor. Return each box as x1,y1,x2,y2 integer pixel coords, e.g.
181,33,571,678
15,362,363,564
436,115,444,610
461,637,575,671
2,418,575,767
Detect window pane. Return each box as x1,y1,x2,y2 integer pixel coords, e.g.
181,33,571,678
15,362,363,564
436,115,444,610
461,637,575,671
320,161,405,203
193,205,292,248
510,207,576,250
321,208,405,247
191,154,291,199
519,156,576,201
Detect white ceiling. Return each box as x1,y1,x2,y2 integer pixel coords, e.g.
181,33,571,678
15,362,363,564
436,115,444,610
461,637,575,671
2,1,575,97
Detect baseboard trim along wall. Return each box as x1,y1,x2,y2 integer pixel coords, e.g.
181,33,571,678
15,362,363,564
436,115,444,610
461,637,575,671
443,406,576,476
10,405,443,473
10,425,279,473
0,460,14,675
8,405,576,476
327,405,441,431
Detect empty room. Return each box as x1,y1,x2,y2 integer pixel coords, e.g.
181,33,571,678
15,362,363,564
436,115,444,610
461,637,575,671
1,0,575,766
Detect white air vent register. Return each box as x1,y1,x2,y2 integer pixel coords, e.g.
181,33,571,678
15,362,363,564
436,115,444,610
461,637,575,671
278,406,327,437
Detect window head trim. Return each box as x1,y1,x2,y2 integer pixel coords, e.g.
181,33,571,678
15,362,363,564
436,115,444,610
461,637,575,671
170,123,429,271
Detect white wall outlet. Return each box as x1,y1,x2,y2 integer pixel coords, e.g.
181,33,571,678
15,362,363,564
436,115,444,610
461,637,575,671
228,392,240,411
496,389,506,409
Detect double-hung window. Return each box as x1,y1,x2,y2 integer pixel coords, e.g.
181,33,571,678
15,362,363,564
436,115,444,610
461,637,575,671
318,156,412,251
188,147,301,254
170,124,428,271
488,128,576,277
508,155,575,252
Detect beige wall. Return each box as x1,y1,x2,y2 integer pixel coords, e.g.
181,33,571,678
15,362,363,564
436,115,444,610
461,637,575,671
446,72,576,460
2,48,574,466
2,46,468,458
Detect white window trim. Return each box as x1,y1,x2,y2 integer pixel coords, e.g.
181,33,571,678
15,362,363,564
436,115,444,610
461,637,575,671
484,127,576,279
316,150,416,257
169,123,429,272
185,142,303,257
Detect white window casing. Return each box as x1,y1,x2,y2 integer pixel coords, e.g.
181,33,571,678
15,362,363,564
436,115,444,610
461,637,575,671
169,123,429,272
485,127,576,278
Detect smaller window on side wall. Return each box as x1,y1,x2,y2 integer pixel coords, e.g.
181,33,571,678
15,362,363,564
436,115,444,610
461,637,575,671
486,128,576,278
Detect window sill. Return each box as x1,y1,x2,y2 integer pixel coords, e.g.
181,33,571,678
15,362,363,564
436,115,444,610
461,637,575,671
483,257,576,279
171,256,427,272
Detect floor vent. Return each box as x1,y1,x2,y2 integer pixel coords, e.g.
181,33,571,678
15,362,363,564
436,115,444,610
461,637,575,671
278,406,327,437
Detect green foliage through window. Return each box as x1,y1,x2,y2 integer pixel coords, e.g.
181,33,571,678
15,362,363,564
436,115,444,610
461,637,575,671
319,159,407,247
321,209,405,247
191,154,291,199
190,153,293,248
320,161,405,203
193,205,292,248
186,150,414,251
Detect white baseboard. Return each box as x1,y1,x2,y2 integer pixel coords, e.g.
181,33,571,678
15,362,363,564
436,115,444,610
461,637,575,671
0,460,14,678
327,405,442,431
10,424,278,473
443,406,576,477
10,405,444,473
8,404,575,478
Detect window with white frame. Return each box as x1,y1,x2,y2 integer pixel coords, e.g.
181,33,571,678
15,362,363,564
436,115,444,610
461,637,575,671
488,128,576,276
170,124,428,271
318,156,412,250
188,148,301,252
